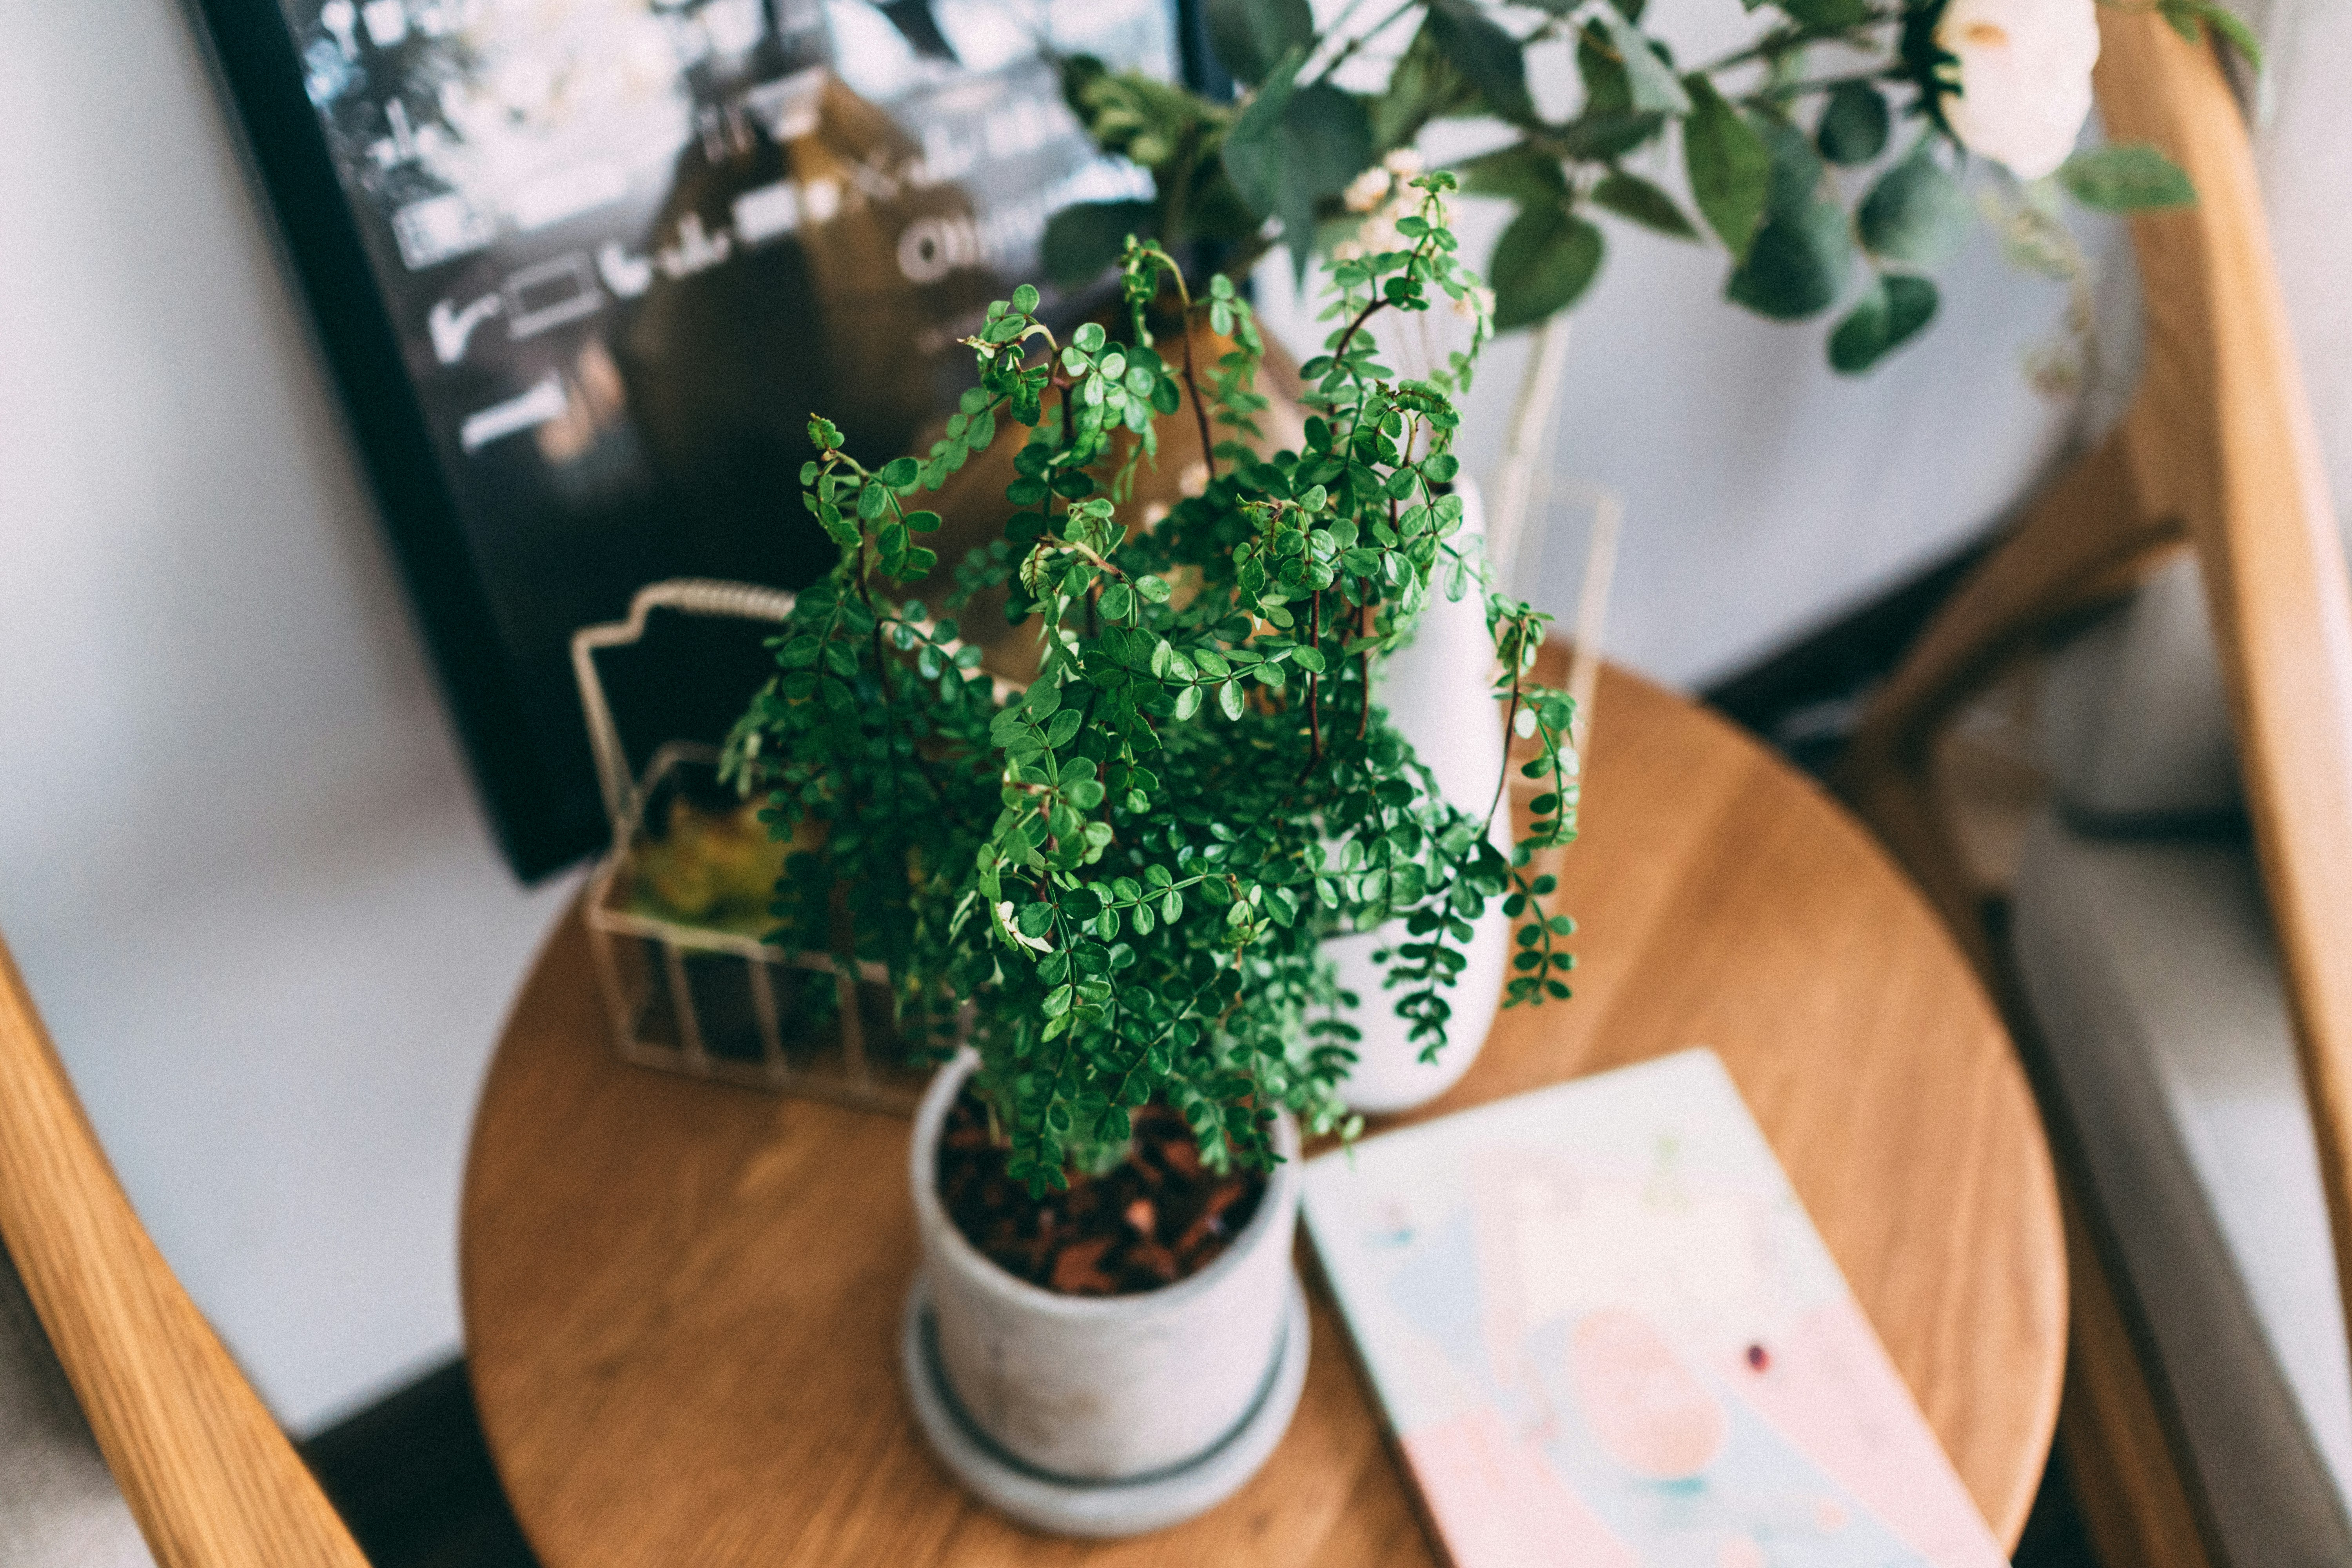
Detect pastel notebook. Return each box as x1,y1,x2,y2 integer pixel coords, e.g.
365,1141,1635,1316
1300,1049,2008,1568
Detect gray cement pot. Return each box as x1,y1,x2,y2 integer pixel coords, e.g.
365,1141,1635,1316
899,1051,1308,1536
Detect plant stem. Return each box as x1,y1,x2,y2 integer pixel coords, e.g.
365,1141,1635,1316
1300,589,1324,780
1306,0,1423,88
1485,666,1521,835
1331,294,1388,367
1744,68,1896,102
1693,11,1899,75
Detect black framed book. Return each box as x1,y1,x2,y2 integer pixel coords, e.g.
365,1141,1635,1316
194,0,1201,877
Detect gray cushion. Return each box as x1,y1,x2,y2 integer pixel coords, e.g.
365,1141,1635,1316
2038,552,2243,826
2012,810,2352,1565
0,1245,154,1566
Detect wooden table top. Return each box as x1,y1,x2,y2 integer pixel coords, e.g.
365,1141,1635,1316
461,662,2066,1566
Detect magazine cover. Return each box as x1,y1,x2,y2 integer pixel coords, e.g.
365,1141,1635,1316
1300,1050,2009,1568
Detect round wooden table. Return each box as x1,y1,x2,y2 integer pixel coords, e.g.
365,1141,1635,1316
461,664,2066,1566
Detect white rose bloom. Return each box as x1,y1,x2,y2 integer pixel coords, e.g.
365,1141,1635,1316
1936,0,2100,181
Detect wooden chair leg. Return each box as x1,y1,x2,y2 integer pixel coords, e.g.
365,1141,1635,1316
1835,430,2183,981
2058,1183,2218,1568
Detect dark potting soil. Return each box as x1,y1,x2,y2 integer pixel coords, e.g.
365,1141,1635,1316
937,1090,1268,1297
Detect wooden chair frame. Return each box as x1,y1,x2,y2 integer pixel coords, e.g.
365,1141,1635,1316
0,934,367,1566
1837,10,2352,1564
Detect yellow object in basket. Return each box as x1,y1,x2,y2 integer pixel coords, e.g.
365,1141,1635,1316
630,797,793,936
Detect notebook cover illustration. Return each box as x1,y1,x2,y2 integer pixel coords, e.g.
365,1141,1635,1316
1299,1049,2007,1568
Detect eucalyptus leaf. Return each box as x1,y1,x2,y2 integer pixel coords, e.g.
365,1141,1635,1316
1371,20,1482,150
1207,0,1314,87
1782,0,1875,25
1575,20,1632,112
1454,143,1567,207
1681,76,1771,261
1426,0,1535,123
1828,273,1938,372
1726,191,1850,319
1590,170,1697,238
1043,200,1155,287
1595,7,1691,115
2157,0,2262,69
1223,53,1375,276
1490,202,1604,330
2058,143,2196,211
1816,81,1889,165
1858,140,1970,264
1558,109,1667,162
1753,111,1824,218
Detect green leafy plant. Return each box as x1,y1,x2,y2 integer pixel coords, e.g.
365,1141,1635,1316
1044,0,2255,374
726,181,1576,1191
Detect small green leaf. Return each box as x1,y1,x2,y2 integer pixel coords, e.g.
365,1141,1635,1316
1217,679,1245,720
1489,203,1604,331
1828,273,1938,373
1681,76,1771,262
1175,684,1204,720
1590,170,1697,238
1858,141,1971,265
1816,81,1889,166
2058,144,2196,212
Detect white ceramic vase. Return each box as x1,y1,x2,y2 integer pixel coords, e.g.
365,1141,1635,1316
1326,486,1512,1114
900,1051,1310,1537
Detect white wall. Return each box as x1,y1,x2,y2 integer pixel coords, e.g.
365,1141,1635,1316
0,0,2115,1435
0,0,573,1432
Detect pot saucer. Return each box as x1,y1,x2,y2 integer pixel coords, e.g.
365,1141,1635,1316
900,1272,1310,1537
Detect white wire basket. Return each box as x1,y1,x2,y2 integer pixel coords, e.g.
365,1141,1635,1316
572,579,929,1112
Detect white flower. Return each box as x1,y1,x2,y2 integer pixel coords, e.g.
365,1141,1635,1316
1936,0,2101,181
1343,166,1393,213
1357,214,1402,255
1381,146,1425,179
1451,284,1495,323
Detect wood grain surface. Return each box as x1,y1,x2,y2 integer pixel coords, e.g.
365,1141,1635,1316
0,934,370,1568
461,661,2065,1565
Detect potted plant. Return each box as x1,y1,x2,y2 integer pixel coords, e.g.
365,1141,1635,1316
723,183,1576,1533
1032,0,2246,1112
